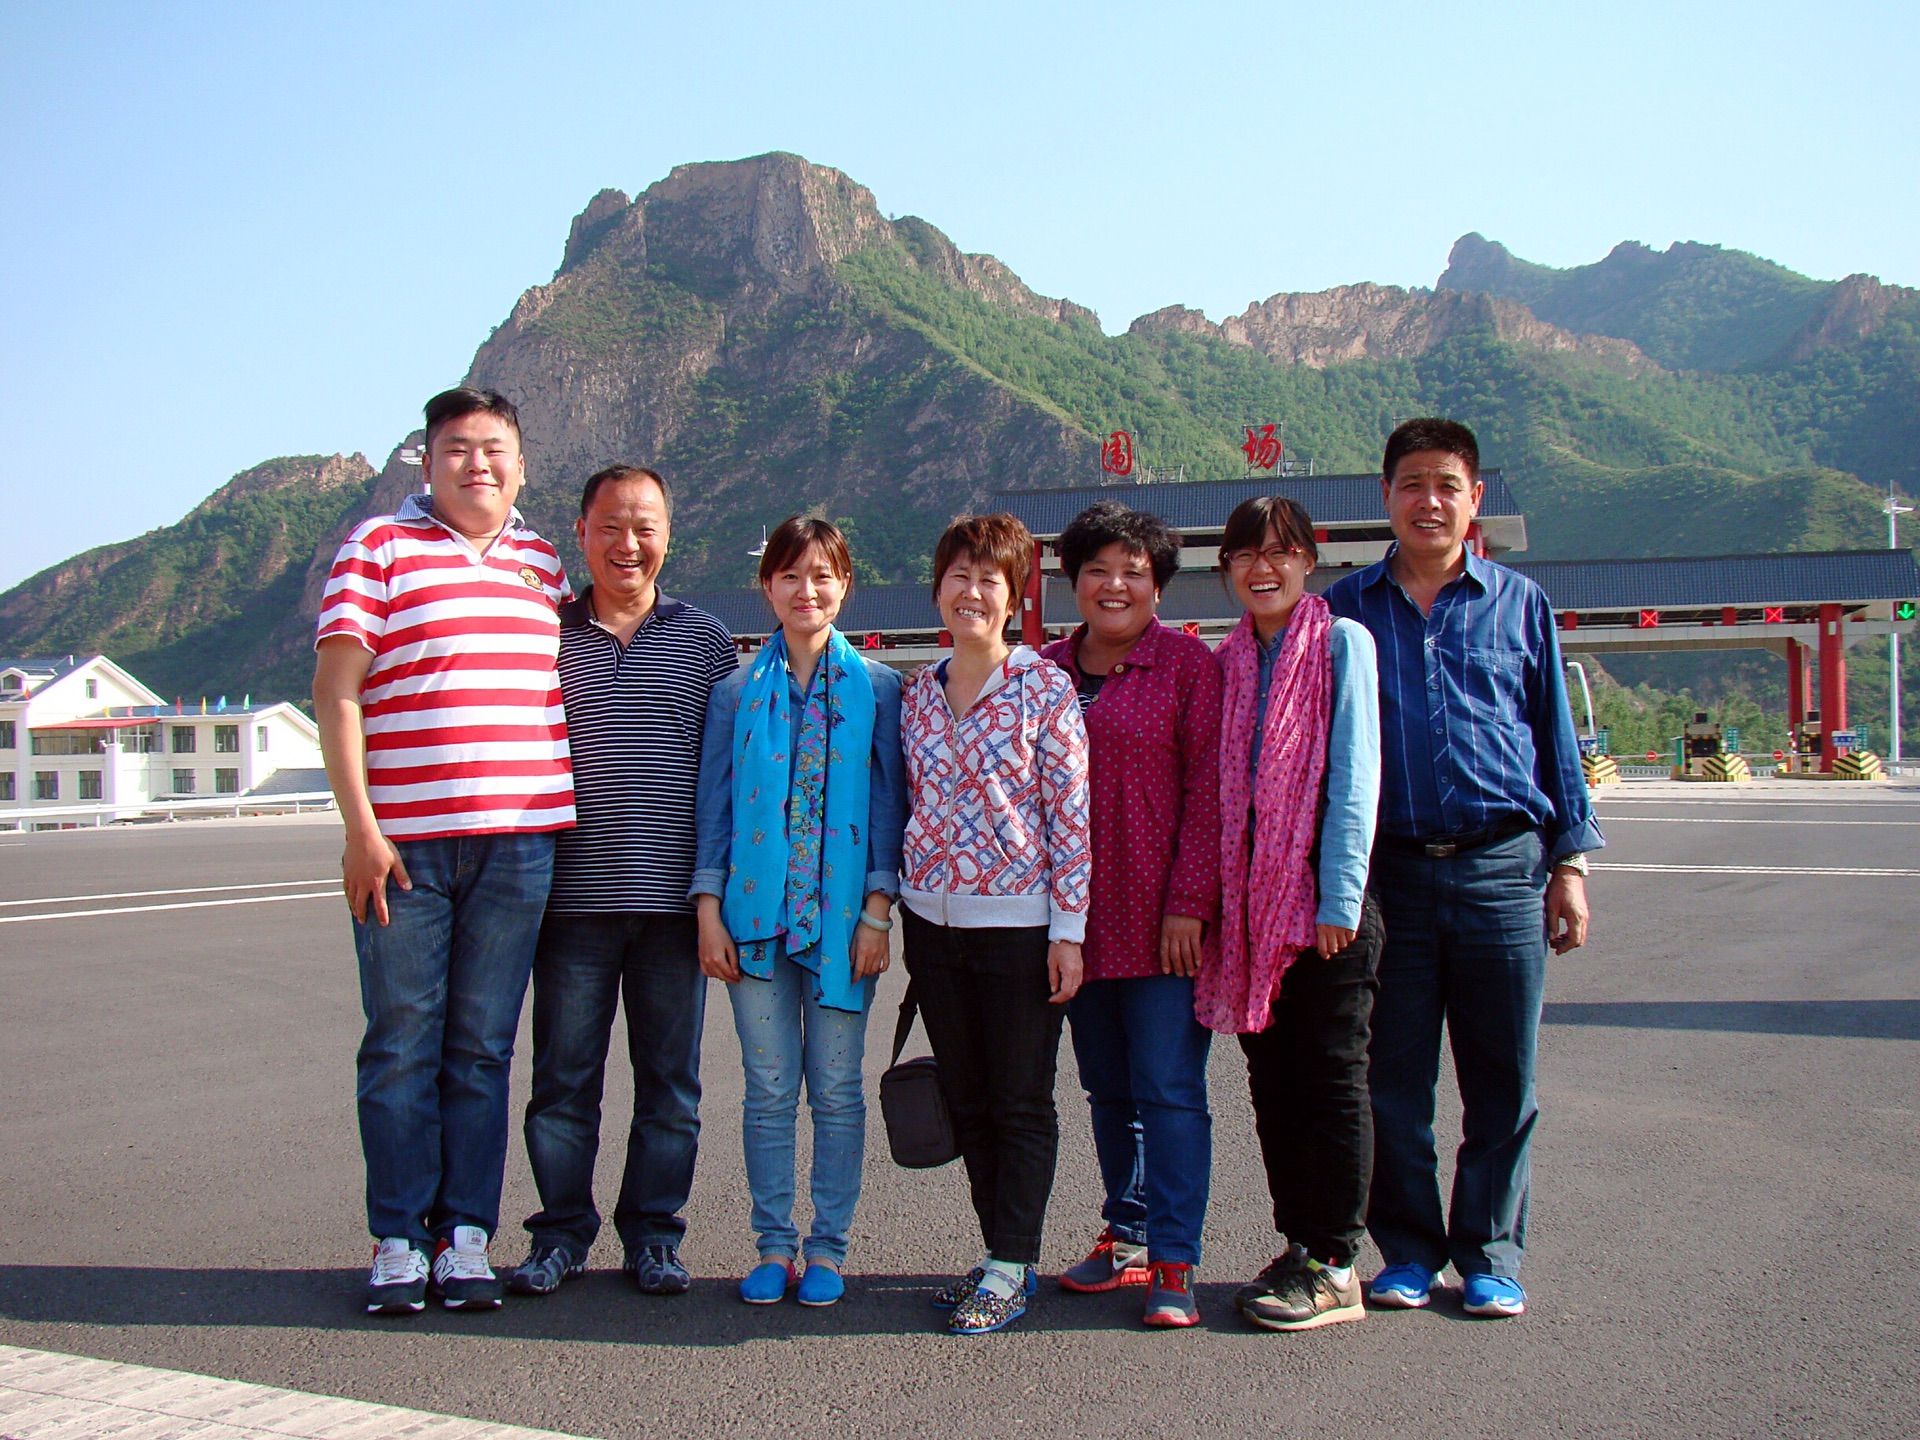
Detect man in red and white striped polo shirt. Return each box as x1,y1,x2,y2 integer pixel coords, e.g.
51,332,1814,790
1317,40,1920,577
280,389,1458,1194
314,387,574,1317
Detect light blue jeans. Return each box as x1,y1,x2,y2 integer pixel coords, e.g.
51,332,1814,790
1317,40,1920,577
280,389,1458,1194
725,946,874,1265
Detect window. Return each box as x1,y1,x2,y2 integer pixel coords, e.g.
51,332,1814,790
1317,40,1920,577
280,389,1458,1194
2,674,19,692
215,725,240,753
0,774,12,801
172,769,196,795
172,726,196,754
31,732,103,756
215,768,239,794
79,771,102,800
0,721,13,748
34,772,58,801
123,725,158,754
85,679,98,699
257,728,270,752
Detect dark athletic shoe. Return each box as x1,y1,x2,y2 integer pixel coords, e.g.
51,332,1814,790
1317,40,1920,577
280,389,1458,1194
508,1245,585,1296
1234,1247,1306,1312
626,1243,691,1295
1141,1261,1200,1328
365,1238,428,1315
1241,1259,1364,1331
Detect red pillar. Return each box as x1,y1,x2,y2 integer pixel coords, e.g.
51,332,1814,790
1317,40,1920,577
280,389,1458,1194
1021,540,1046,649
1818,603,1847,772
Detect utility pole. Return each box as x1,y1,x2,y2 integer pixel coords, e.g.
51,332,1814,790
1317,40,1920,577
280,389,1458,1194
1889,483,1914,765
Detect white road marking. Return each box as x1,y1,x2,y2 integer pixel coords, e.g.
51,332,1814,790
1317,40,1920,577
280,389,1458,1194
0,890,337,925
0,1344,589,1439
0,878,335,909
1595,862,1920,877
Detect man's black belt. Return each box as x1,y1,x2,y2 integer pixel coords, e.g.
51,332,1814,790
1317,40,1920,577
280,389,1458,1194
1379,814,1535,859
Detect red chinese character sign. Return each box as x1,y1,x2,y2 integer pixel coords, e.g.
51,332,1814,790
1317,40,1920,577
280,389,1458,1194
1243,423,1283,471
1100,430,1134,477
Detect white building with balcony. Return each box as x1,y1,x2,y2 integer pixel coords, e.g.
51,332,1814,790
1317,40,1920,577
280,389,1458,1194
0,655,324,822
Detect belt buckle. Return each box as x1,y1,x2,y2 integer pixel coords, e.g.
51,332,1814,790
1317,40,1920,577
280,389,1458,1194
1424,840,1458,858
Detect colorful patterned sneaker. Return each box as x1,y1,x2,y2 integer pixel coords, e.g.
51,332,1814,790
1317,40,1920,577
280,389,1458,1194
1368,1262,1441,1310
932,1263,1037,1311
1058,1228,1152,1293
739,1257,796,1305
796,1262,846,1308
626,1244,692,1296
365,1238,429,1315
508,1245,584,1296
947,1267,1032,1335
430,1226,503,1310
1234,1247,1306,1312
1460,1273,1527,1318
1141,1261,1200,1328
1241,1259,1364,1331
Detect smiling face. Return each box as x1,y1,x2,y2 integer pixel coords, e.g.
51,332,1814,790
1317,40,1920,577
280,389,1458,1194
1073,541,1160,649
576,473,670,606
763,540,849,640
422,410,525,543
1384,448,1483,565
1227,526,1315,635
937,549,1015,647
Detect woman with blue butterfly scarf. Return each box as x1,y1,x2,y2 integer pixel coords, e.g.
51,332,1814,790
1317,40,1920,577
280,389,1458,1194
690,515,907,1308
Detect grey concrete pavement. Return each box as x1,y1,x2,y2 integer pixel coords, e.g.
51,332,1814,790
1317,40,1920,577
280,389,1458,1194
0,793,1915,1438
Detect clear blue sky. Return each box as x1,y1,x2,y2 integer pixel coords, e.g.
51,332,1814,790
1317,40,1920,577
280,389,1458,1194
2,1,1914,592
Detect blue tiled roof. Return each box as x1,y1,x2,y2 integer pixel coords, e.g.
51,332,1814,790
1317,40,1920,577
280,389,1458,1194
989,470,1516,536
1506,550,1920,610
0,655,81,678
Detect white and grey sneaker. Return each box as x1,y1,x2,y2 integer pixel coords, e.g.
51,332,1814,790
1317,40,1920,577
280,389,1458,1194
431,1225,504,1310
365,1238,429,1315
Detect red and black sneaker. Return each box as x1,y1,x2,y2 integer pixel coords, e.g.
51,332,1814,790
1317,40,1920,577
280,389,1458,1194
1142,1261,1200,1328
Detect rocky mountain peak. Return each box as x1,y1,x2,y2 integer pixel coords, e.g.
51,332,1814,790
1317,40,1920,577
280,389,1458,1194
185,453,374,521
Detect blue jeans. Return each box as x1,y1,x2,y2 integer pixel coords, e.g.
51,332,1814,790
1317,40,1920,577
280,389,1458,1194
522,912,704,1260
1367,830,1548,1280
1066,974,1212,1265
353,831,553,1243
726,946,874,1265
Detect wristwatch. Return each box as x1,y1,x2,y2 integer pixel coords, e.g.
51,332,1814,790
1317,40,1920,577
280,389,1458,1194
1552,853,1590,876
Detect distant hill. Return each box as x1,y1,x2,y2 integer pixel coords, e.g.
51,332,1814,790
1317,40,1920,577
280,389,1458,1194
0,154,1911,708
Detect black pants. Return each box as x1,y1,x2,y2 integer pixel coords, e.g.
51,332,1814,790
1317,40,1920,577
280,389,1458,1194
1237,893,1383,1268
901,909,1066,1266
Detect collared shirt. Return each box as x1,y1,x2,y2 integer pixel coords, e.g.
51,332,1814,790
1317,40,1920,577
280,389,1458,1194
1248,617,1380,929
1042,617,1222,980
1326,545,1604,864
314,493,574,841
546,587,737,913
688,651,908,903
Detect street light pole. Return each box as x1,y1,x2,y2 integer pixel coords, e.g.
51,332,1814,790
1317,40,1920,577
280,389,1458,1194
1889,484,1914,765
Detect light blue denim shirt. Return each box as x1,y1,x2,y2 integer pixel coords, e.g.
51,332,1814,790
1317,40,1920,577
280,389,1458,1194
1250,617,1381,930
689,653,906,902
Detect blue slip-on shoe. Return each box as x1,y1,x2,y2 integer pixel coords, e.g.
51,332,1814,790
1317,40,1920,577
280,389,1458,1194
740,1257,796,1305
1368,1262,1440,1309
796,1262,846,1308
625,1244,691,1296
1460,1273,1526,1318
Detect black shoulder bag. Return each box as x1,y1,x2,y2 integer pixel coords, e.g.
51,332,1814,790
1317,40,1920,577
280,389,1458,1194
878,983,957,1169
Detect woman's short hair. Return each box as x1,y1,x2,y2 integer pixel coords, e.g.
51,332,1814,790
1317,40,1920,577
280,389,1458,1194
1218,496,1319,573
1055,501,1182,589
930,513,1034,601
758,514,853,588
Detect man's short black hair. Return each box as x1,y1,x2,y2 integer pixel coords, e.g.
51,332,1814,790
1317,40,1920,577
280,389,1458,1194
1382,417,1479,483
1055,501,1182,589
579,464,672,520
423,387,522,451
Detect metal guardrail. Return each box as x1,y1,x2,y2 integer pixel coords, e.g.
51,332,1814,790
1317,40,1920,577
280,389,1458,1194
0,791,336,830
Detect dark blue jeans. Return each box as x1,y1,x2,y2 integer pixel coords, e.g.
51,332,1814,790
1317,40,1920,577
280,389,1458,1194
353,831,553,1244
521,912,704,1260
1067,973,1212,1265
1367,830,1548,1280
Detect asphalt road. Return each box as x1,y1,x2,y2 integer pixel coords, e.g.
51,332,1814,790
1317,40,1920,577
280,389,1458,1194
1,784,1916,1439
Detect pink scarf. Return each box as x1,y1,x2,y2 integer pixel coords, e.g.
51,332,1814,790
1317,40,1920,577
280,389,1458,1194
1195,598,1333,1034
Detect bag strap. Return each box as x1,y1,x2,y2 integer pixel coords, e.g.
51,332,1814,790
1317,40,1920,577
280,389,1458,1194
889,982,920,1066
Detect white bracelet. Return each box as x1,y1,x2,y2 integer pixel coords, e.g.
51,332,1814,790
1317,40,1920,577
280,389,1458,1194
857,912,894,932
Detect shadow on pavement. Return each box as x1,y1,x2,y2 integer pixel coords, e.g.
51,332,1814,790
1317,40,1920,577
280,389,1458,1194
1543,998,1920,1040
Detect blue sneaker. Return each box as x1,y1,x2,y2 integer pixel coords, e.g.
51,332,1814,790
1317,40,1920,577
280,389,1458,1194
796,1262,846,1308
739,1257,796,1305
1461,1273,1526,1317
1368,1262,1440,1309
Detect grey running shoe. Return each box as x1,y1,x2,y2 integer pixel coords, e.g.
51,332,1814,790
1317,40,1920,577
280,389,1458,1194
509,1245,584,1296
626,1243,691,1295
365,1238,428,1315
1234,1247,1306,1312
1241,1259,1364,1331
1058,1228,1151,1293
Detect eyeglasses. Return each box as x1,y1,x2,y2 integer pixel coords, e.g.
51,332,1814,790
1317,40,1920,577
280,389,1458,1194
1223,545,1305,571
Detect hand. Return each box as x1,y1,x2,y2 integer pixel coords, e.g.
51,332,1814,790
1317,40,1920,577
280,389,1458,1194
1047,940,1084,1004
342,830,409,927
853,912,892,979
695,902,742,982
1159,915,1204,976
1546,870,1590,955
1315,924,1356,959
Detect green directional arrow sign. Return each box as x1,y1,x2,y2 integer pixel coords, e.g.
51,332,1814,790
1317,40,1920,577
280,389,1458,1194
1898,600,1919,621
